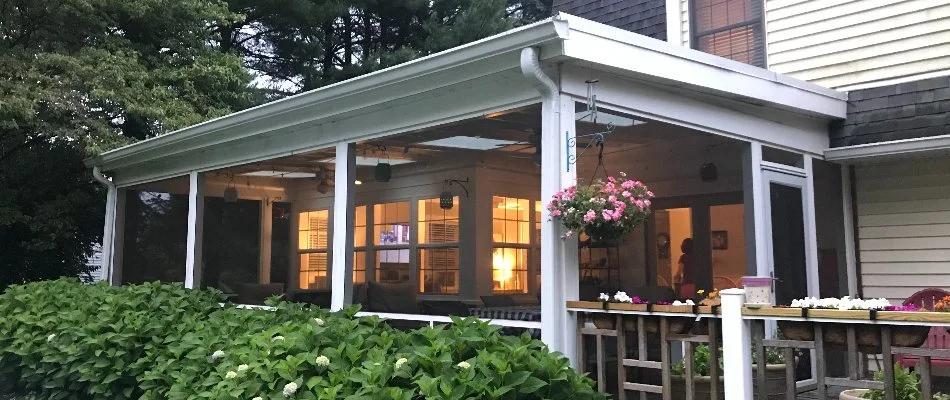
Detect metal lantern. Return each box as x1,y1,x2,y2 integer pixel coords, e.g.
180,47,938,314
374,162,392,182
223,186,238,203
439,191,454,210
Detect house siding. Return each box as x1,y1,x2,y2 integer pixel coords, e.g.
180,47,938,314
856,157,950,304
553,0,667,40
829,76,950,147
765,0,950,90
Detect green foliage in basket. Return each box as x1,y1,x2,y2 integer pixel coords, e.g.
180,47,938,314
671,344,785,376
863,365,919,400
0,279,605,400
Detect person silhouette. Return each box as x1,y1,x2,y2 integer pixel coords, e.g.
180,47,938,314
675,238,697,299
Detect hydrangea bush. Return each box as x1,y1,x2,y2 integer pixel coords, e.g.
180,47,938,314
547,173,653,243
0,280,605,400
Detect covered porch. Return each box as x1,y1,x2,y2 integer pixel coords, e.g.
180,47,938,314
88,14,848,364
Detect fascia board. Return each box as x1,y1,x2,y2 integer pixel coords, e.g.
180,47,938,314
88,17,569,169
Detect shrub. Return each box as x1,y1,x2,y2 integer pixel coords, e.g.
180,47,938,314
863,365,919,400
671,344,785,376
0,280,605,400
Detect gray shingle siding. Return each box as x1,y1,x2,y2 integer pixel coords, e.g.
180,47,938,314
830,76,950,147
553,0,667,40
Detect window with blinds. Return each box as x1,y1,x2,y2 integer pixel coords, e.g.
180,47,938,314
690,0,765,68
298,209,329,290
418,197,459,294
492,196,531,293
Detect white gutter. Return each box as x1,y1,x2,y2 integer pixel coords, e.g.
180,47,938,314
92,167,116,284
825,133,950,163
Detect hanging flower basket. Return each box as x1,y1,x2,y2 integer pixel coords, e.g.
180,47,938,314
547,173,653,243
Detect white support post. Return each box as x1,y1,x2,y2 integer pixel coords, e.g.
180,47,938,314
803,156,820,297
184,172,205,289
99,184,117,284
557,94,579,364
742,142,769,277
330,142,356,311
841,165,859,296
721,288,753,400
110,188,127,286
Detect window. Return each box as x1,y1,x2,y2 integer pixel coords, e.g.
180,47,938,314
418,197,460,294
298,210,329,289
492,196,531,293
690,0,765,67
374,202,410,283
353,206,367,283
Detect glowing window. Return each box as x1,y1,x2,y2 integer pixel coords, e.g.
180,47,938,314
492,196,530,244
298,210,329,289
374,202,410,245
492,247,528,293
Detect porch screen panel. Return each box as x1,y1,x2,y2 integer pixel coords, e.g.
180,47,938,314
202,197,261,292
418,197,459,294
298,209,329,289
491,196,530,293
121,178,190,284
374,202,410,283
690,0,765,67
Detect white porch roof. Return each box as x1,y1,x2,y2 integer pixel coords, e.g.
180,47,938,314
88,13,847,186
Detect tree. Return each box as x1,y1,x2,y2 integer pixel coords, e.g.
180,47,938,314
0,0,255,290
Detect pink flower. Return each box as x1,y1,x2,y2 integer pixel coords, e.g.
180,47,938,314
602,210,613,221
583,210,597,223
621,191,631,198
608,195,616,202
644,200,651,207
621,180,635,189
646,191,655,198
634,200,645,210
550,209,562,217
607,176,616,183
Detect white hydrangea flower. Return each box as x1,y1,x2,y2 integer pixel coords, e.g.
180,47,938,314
237,364,249,372
457,361,471,369
315,355,330,367
313,317,325,326
225,371,237,379
395,357,408,369
46,334,56,342
613,291,632,303
283,382,298,397
253,397,263,400
597,293,610,302
272,336,285,341
211,350,226,361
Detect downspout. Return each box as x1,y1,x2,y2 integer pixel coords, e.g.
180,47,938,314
520,47,558,109
92,166,116,284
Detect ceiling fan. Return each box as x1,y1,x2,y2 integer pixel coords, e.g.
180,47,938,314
495,129,542,165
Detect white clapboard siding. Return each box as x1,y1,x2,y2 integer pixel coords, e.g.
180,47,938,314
856,158,950,304
681,0,690,47
766,0,950,89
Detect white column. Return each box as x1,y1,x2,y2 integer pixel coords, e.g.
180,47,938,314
540,91,578,364
260,201,273,284
742,142,769,277
330,142,356,310
721,288,753,400
841,165,859,296
110,188,127,285
98,182,117,284
803,156,820,297
184,171,205,289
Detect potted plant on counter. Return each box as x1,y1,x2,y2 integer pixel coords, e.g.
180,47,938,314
776,296,929,351
671,344,790,400
839,364,950,400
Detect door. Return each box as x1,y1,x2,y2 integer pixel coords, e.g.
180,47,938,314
762,169,816,304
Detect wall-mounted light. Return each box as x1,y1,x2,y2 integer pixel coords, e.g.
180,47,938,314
354,180,362,185
224,174,238,203
440,178,470,210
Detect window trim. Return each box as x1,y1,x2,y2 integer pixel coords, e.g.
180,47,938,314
688,0,766,68
417,196,461,295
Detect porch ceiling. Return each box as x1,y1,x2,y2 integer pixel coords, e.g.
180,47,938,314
88,13,848,187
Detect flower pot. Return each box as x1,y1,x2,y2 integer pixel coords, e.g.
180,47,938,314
670,364,787,400
839,389,869,400
777,321,930,353
591,313,616,330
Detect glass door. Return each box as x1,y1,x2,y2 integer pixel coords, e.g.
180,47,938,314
762,169,816,304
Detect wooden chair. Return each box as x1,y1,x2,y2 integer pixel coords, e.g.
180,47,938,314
897,288,950,369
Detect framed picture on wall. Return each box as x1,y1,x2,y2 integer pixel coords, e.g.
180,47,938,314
711,231,728,250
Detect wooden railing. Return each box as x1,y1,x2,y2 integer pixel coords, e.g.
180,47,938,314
567,301,721,400
569,290,950,400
